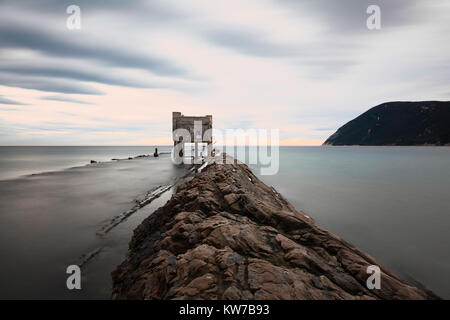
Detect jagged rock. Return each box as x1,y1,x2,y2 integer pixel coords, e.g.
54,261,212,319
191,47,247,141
112,157,439,300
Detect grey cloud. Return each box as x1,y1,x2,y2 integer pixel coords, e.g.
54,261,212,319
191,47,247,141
0,95,28,105
203,1,425,60
0,0,203,95
205,29,302,58
40,95,94,105
1,0,182,21
200,1,417,60
1,65,158,89
300,58,359,79
0,23,186,77
0,73,104,95
203,29,360,78
278,0,425,33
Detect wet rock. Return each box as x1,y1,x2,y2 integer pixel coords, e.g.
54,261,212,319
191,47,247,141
112,155,439,300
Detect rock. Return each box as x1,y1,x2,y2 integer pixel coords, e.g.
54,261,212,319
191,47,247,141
112,155,439,300
90,160,97,164
324,101,450,146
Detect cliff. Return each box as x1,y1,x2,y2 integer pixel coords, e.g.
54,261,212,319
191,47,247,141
112,156,438,300
324,101,450,146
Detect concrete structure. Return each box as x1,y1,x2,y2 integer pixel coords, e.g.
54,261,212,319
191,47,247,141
172,112,212,163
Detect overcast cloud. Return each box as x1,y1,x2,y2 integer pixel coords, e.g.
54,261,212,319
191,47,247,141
0,0,449,145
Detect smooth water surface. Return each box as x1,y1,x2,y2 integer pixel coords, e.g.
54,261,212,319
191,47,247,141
0,149,186,299
0,146,449,298
245,146,450,298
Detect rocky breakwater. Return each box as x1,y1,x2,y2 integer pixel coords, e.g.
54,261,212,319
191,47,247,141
112,156,438,300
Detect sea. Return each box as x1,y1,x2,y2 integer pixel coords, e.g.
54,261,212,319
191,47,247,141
0,146,449,299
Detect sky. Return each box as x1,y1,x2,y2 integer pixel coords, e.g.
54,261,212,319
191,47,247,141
0,0,449,146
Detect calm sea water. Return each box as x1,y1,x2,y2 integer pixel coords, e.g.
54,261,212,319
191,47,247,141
246,146,450,298
0,146,449,299
0,146,171,180
0,146,187,299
